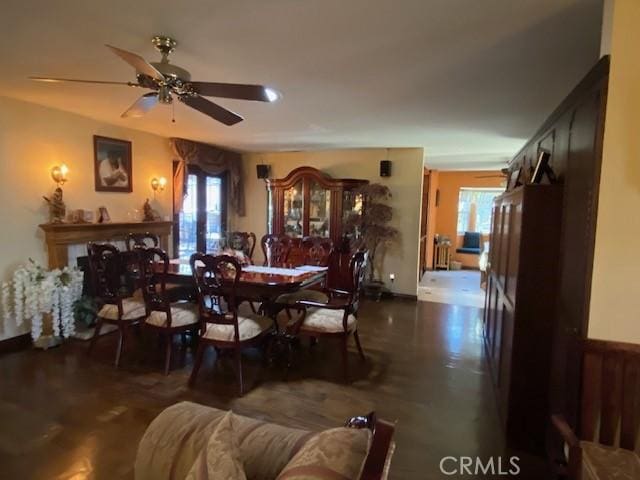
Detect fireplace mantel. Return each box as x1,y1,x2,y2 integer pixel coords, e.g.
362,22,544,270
39,221,173,269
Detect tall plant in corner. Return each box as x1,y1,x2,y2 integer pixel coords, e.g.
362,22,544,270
345,183,399,285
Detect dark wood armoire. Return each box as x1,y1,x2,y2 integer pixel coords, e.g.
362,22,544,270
484,184,563,454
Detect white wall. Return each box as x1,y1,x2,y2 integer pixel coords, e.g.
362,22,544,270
589,0,640,343
231,148,425,297
0,96,174,340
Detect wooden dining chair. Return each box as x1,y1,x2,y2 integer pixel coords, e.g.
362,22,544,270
126,232,160,251
87,243,147,367
275,236,334,311
289,250,368,382
301,236,334,266
136,246,200,375
261,234,291,267
226,231,257,261
189,253,274,395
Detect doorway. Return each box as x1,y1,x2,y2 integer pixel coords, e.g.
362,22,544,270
174,165,227,258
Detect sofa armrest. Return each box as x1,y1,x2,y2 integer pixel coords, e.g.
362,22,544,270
346,412,396,480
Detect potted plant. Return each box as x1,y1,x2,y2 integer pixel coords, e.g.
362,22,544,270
1,260,84,349
345,183,399,299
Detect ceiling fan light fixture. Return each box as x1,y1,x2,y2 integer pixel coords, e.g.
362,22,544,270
264,87,280,102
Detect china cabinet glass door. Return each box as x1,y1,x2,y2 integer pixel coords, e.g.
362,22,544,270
283,181,303,238
342,189,364,240
309,181,331,237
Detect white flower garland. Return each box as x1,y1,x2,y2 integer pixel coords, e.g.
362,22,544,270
1,261,84,341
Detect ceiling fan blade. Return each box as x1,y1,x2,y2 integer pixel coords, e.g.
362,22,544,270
188,81,274,102
105,44,164,81
121,93,158,118
30,76,140,86
179,95,243,126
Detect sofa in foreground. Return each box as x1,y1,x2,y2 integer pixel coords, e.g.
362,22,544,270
135,401,395,480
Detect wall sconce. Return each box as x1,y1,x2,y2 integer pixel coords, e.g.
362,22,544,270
51,164,69,187
151,177,167,193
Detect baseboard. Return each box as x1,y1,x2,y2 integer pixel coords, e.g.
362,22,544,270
391,293,418,301
0,333,32,355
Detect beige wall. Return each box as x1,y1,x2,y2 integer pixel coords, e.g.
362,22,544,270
589,0,640,343
231,148,425,297
432,171,504,268
0,96,174,340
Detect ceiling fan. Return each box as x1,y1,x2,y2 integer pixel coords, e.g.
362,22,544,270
29,35,279,126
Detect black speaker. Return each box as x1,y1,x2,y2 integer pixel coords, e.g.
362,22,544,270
256,164,270,179
380,160,392,177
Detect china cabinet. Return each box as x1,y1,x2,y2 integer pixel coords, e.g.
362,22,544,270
266,167,368,243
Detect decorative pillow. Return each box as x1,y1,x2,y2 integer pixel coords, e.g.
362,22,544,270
276,427,371,480
186,411,247,480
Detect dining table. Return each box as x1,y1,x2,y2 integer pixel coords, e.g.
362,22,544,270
164,258,327,311
164,258,328,366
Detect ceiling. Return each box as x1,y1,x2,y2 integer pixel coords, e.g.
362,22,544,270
1,0,603,169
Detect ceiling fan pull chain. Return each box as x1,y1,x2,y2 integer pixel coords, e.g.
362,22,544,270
172,101,176,123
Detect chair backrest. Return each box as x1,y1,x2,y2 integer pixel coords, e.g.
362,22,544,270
261,234,291,267
190,253,242,338
462,231,481,249
580,339,640,452
136,246,170,315
126,232,160,251
226,231,257,260
341,249,368,309
87,242,123,303
301,236,334,266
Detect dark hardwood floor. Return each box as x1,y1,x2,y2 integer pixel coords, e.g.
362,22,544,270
0,299,528,479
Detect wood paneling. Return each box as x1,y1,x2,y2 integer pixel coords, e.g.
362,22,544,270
483,184,563,454
502,56,609,441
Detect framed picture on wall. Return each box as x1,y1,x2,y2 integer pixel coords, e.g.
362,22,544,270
94,135,132,192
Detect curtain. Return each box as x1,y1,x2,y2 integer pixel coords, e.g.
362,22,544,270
171,138,245,216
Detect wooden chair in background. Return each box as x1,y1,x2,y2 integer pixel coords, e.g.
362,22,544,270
189,253,274,395
552,339,640,479
87,243,146,367
261,234,291,267
136,246,199,375
289,250,368,382
226,231,257,262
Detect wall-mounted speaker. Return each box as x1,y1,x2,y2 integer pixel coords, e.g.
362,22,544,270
380,160,392,177
256,164,270,179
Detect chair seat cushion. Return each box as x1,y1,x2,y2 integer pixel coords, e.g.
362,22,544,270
185,411,247,480
276,290,329,305
146,303,199,328
276,427,371,480
299,308,357,334
203,314,273,342
98,297,146,321
456,247,481,254
581,441,640,480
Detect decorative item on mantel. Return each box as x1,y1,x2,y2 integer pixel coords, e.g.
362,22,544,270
43,187,66,224
97,206,111,223
142,198,161,222
344,183,399,300
1,260,83,349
